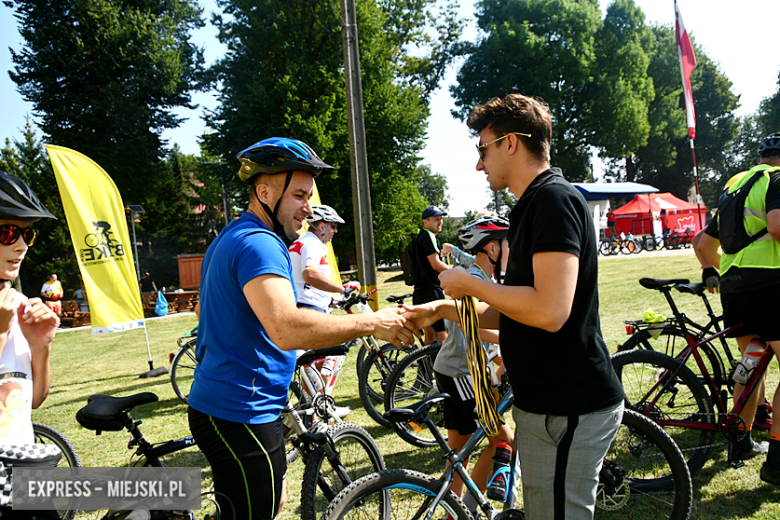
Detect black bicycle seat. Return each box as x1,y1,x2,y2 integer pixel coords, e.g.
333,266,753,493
76,392,159,432
386,294,412,304
675,282,705,296
296,344,350,368
639,278,690,290
383,393,450,423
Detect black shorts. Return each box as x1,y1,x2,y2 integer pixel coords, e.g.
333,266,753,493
413,287,446,332
722,287,780,341
188,407,287,520
435,371,480,435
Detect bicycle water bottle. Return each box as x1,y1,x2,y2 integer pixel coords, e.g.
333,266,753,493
733,339,766,385
486,441,512,502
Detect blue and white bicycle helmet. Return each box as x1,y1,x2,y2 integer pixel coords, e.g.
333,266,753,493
237,137,334,182
236,138,334,243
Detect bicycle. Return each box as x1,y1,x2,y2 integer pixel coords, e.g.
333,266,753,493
619,232,643,255
599,237,621,256
171,328,355,425
382,341,505,448
610,279,774,477
354,293,429,429
617,278,738,397
322,390,693,520
78,366,385,520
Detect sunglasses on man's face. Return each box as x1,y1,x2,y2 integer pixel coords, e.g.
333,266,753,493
0,225,38,246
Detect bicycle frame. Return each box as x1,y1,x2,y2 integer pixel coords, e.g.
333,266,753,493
405,389,516,520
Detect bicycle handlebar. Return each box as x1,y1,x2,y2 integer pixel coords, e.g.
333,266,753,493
331,288,377,310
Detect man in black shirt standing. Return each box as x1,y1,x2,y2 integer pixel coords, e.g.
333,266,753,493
405,94,624,520
413,205,450,345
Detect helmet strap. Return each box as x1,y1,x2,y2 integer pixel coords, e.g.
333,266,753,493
253,171,295,245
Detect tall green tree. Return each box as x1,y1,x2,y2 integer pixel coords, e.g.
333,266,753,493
204,0,462,264
6,0,205,286
452,0,604,181
758,68,780,137
612,26,739,208
414,164,450,209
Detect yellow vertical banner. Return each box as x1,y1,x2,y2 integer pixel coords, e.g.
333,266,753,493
46,145,145,335
304,180,341,286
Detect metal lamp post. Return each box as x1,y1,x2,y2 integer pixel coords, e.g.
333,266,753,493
127,205,145,283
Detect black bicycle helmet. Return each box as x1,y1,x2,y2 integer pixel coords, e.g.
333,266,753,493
236,138,334,244
0,171,56,222
758,133,780,158
236,137,334,182
458,215,509,253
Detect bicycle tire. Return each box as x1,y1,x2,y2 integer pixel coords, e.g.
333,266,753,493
321,469,473,520
383,343,446,448
355,343,369,380
632,238,644,254
618,326,731,399
611,349,716,477
599,241,613,256
170,339,197,404
358,343,405,429
595,409,693,520
33,422,82,520
620,240,636,255
300,422,386,520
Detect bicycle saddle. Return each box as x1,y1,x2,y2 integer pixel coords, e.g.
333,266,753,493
76,392,159,432
674,282,705,296
296,345,350,368
639,278,690,290
383,393,450,423
385,294,412,304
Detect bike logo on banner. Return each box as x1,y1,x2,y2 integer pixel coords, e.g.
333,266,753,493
80,220,126,266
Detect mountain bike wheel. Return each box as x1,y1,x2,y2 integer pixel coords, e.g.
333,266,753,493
611,349,716,477
300,422,386,520
620,240,636,255
595,409,693,520
321,469,473,520
618,326,732,398
358,343,405,429
599,241,613,256
383,343,446,448
632,238,644,254
171,339,197,404
33,422,82,520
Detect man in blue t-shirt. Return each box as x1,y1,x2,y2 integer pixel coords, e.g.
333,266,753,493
187,138,415,520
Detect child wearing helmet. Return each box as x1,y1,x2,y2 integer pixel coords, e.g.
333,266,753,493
0,171,60,519
433,215,513,514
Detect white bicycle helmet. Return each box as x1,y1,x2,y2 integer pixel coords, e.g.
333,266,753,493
307,205,345,224
458,215,509,253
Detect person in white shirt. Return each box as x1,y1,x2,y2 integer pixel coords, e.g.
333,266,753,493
289,204,353,418
0,171,60,520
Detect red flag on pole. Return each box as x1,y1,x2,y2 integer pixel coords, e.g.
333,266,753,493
675,0,697,139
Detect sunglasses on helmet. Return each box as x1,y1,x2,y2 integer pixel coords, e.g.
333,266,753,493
0,225,38,246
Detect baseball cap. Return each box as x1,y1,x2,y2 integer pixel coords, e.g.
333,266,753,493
422,205,447,219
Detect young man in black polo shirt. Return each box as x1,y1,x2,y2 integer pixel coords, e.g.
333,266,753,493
405,94,624,520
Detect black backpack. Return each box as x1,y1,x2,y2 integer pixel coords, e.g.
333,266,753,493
400,233,425,286
717,168,771,254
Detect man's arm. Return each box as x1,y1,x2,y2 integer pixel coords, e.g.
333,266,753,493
697,232,721,270
302,268,345,293
243,274,415,350
767,208,780,242
407,251,577,333
427,253,450,273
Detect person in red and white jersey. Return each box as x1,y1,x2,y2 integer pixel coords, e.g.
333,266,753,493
288,204,353,417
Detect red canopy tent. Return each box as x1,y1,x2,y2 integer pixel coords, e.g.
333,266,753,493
611,193,706,236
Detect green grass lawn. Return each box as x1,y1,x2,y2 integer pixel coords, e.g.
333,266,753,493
39,252,780,519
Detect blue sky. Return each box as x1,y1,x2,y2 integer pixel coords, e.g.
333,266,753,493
1,0,778,216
